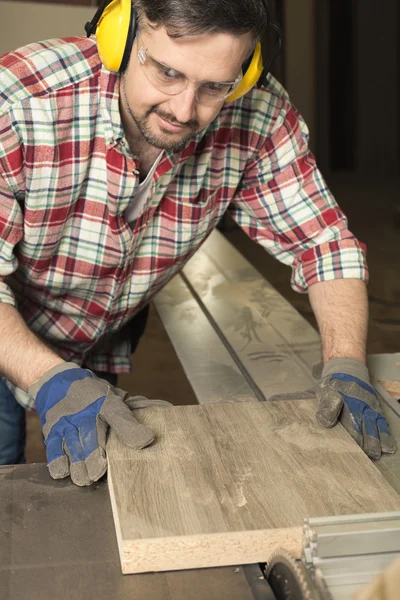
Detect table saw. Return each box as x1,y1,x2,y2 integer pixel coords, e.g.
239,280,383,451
1,232,400,600
2,462,400,600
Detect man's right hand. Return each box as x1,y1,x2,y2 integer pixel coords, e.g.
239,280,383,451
29,363,171,486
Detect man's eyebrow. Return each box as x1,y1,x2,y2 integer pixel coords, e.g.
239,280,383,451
152,55,239,84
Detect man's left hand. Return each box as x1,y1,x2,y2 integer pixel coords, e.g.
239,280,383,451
316,358,396,459
270,357,397,459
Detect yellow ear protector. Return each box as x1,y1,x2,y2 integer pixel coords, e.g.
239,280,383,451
85,0,282,101
85,0,136,73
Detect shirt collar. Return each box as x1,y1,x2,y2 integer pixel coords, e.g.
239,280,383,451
99,66,125,147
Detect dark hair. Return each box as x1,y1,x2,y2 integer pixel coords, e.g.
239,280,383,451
132,0,268,44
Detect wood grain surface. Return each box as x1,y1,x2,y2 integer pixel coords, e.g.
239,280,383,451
378,379,400,397
107,401,400,574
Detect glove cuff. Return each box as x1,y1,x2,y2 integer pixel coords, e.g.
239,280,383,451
321,357,370,382
28,362,81,400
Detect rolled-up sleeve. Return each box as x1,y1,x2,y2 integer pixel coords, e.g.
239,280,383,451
230,101,368,292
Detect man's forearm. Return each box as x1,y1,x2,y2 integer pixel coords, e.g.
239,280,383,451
308,279,368,364
0,303,65,390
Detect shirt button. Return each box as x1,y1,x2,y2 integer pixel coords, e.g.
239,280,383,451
133,169,139,176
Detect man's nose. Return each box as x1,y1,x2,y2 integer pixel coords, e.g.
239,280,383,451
169,87,197,124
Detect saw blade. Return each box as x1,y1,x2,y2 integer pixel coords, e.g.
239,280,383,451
264,548,318,600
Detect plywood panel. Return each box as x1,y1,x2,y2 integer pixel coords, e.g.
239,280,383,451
107,401,400,574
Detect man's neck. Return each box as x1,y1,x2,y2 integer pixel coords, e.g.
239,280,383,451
137,147,163,181
119,104,162,180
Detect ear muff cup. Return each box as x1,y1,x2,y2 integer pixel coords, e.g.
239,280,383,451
96,0,137,73
225,42,264,103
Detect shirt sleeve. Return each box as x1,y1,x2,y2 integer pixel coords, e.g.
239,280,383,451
0,113,25,306
230,101,368,293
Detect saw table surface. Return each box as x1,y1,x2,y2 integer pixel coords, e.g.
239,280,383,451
0,463,263,600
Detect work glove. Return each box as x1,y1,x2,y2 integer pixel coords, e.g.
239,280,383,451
29,363,171,486
269,357,397,460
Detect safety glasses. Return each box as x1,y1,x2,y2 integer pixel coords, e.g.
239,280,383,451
137,44,243,105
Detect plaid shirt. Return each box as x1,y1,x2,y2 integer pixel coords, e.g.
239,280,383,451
0,37,367,407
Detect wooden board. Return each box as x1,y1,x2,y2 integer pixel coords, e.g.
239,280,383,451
107,401,400,574
378,379,400,397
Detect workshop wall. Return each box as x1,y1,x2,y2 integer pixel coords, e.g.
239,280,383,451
0,1,94,55
283,0,316,154
20,0,96,4
316,0,399,176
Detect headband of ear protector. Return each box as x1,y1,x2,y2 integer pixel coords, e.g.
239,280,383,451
85,0,281,102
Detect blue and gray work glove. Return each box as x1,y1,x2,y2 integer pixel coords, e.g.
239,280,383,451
29,363,171,486
271,358,397,460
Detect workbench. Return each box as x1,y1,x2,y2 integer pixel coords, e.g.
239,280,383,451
1,231,399,599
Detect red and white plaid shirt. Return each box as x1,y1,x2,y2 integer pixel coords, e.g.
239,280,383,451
0,37,367,406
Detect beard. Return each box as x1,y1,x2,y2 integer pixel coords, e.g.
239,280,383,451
123,92,200,153
135,107,198,152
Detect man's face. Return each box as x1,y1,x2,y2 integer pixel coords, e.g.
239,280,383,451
119,25,252,152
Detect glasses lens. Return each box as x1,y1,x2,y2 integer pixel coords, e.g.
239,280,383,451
197,82,237,104
141,53,187,95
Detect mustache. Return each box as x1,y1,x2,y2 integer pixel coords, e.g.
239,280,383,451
147,106,199,131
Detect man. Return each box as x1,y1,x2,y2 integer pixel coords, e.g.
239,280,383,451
0,0,395,486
